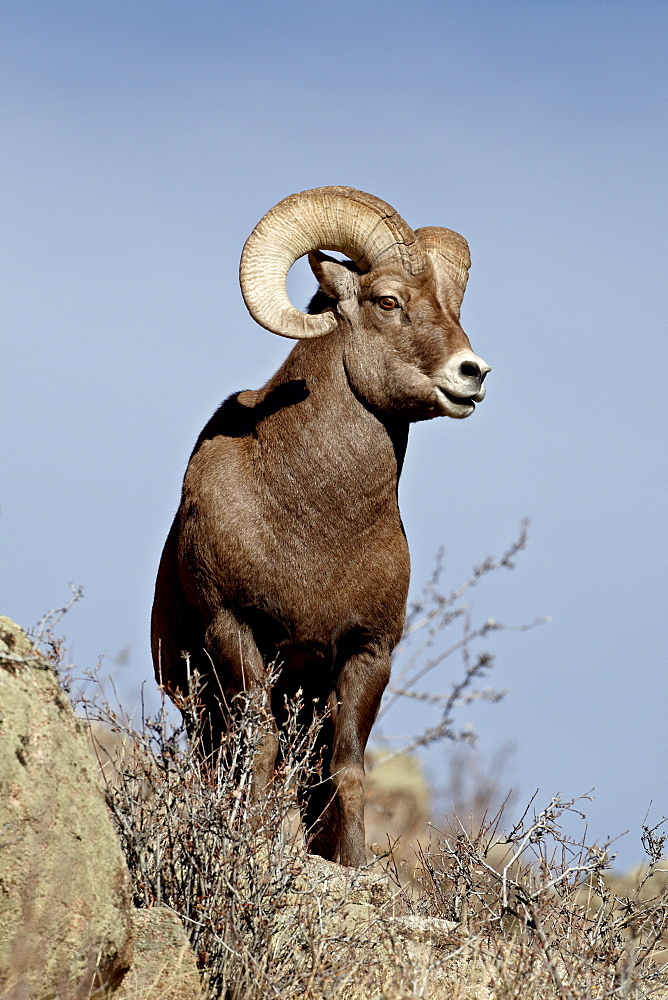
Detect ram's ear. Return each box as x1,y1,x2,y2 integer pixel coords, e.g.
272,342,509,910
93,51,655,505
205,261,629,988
308,250,360,302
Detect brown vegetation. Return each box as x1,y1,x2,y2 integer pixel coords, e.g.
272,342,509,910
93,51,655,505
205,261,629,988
3,535,666,998
78,670,668,1000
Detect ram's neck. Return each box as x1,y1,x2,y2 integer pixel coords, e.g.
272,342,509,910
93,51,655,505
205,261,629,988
252,335,409,512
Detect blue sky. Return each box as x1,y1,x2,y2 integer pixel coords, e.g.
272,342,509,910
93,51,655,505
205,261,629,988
2,1,666,869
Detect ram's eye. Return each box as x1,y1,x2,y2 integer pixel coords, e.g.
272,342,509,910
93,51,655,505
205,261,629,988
378,296,399,311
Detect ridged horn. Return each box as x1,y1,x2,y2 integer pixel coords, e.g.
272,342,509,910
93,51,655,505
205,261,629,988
415,227,471,314
239,186,425,340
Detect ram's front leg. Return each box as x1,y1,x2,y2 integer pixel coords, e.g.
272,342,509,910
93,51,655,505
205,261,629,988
330,648,392,867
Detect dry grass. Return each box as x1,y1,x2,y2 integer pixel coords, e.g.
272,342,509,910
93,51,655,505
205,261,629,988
399,794,668,999
12,531,667,998
86,677,421,999
79,675,668,1000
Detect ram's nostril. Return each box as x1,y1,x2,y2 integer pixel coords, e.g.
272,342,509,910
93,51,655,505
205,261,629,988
460,361,481,379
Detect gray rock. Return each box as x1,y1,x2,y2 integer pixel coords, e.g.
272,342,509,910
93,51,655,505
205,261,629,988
0,617,134,999
264,853,492,1000
114,907,202,1000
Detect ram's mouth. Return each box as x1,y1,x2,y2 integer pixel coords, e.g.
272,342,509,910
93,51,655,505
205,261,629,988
441,389,476,408
432,385,477,418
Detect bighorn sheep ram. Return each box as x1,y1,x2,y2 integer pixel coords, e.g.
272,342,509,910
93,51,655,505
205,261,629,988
151,186,490,867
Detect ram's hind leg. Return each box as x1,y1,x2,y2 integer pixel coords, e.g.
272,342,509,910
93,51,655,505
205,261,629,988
151,518,206,713
298,712,340,861
202,610,280,788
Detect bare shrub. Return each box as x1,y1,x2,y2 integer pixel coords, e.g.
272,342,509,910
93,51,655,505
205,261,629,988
434,741,518,839
84,673,446,1000
373,520,545,766
25,584,85,671
84,673,324,998
400,794,668,998
365,524,534,873
32,529,668,998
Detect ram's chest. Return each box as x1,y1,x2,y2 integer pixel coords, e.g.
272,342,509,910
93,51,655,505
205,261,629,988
243,497,404,606
180,406,409,644
181,482,408,645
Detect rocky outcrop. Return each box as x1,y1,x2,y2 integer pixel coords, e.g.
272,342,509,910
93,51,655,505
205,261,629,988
115,907,203,1000
0,617,134,999
268,854,492,1000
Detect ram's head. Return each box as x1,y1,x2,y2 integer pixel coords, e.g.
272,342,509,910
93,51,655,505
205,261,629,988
240,186,489,421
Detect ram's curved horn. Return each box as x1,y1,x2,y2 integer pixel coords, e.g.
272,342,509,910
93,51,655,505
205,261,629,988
240,186,425,340
415,227,471,316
